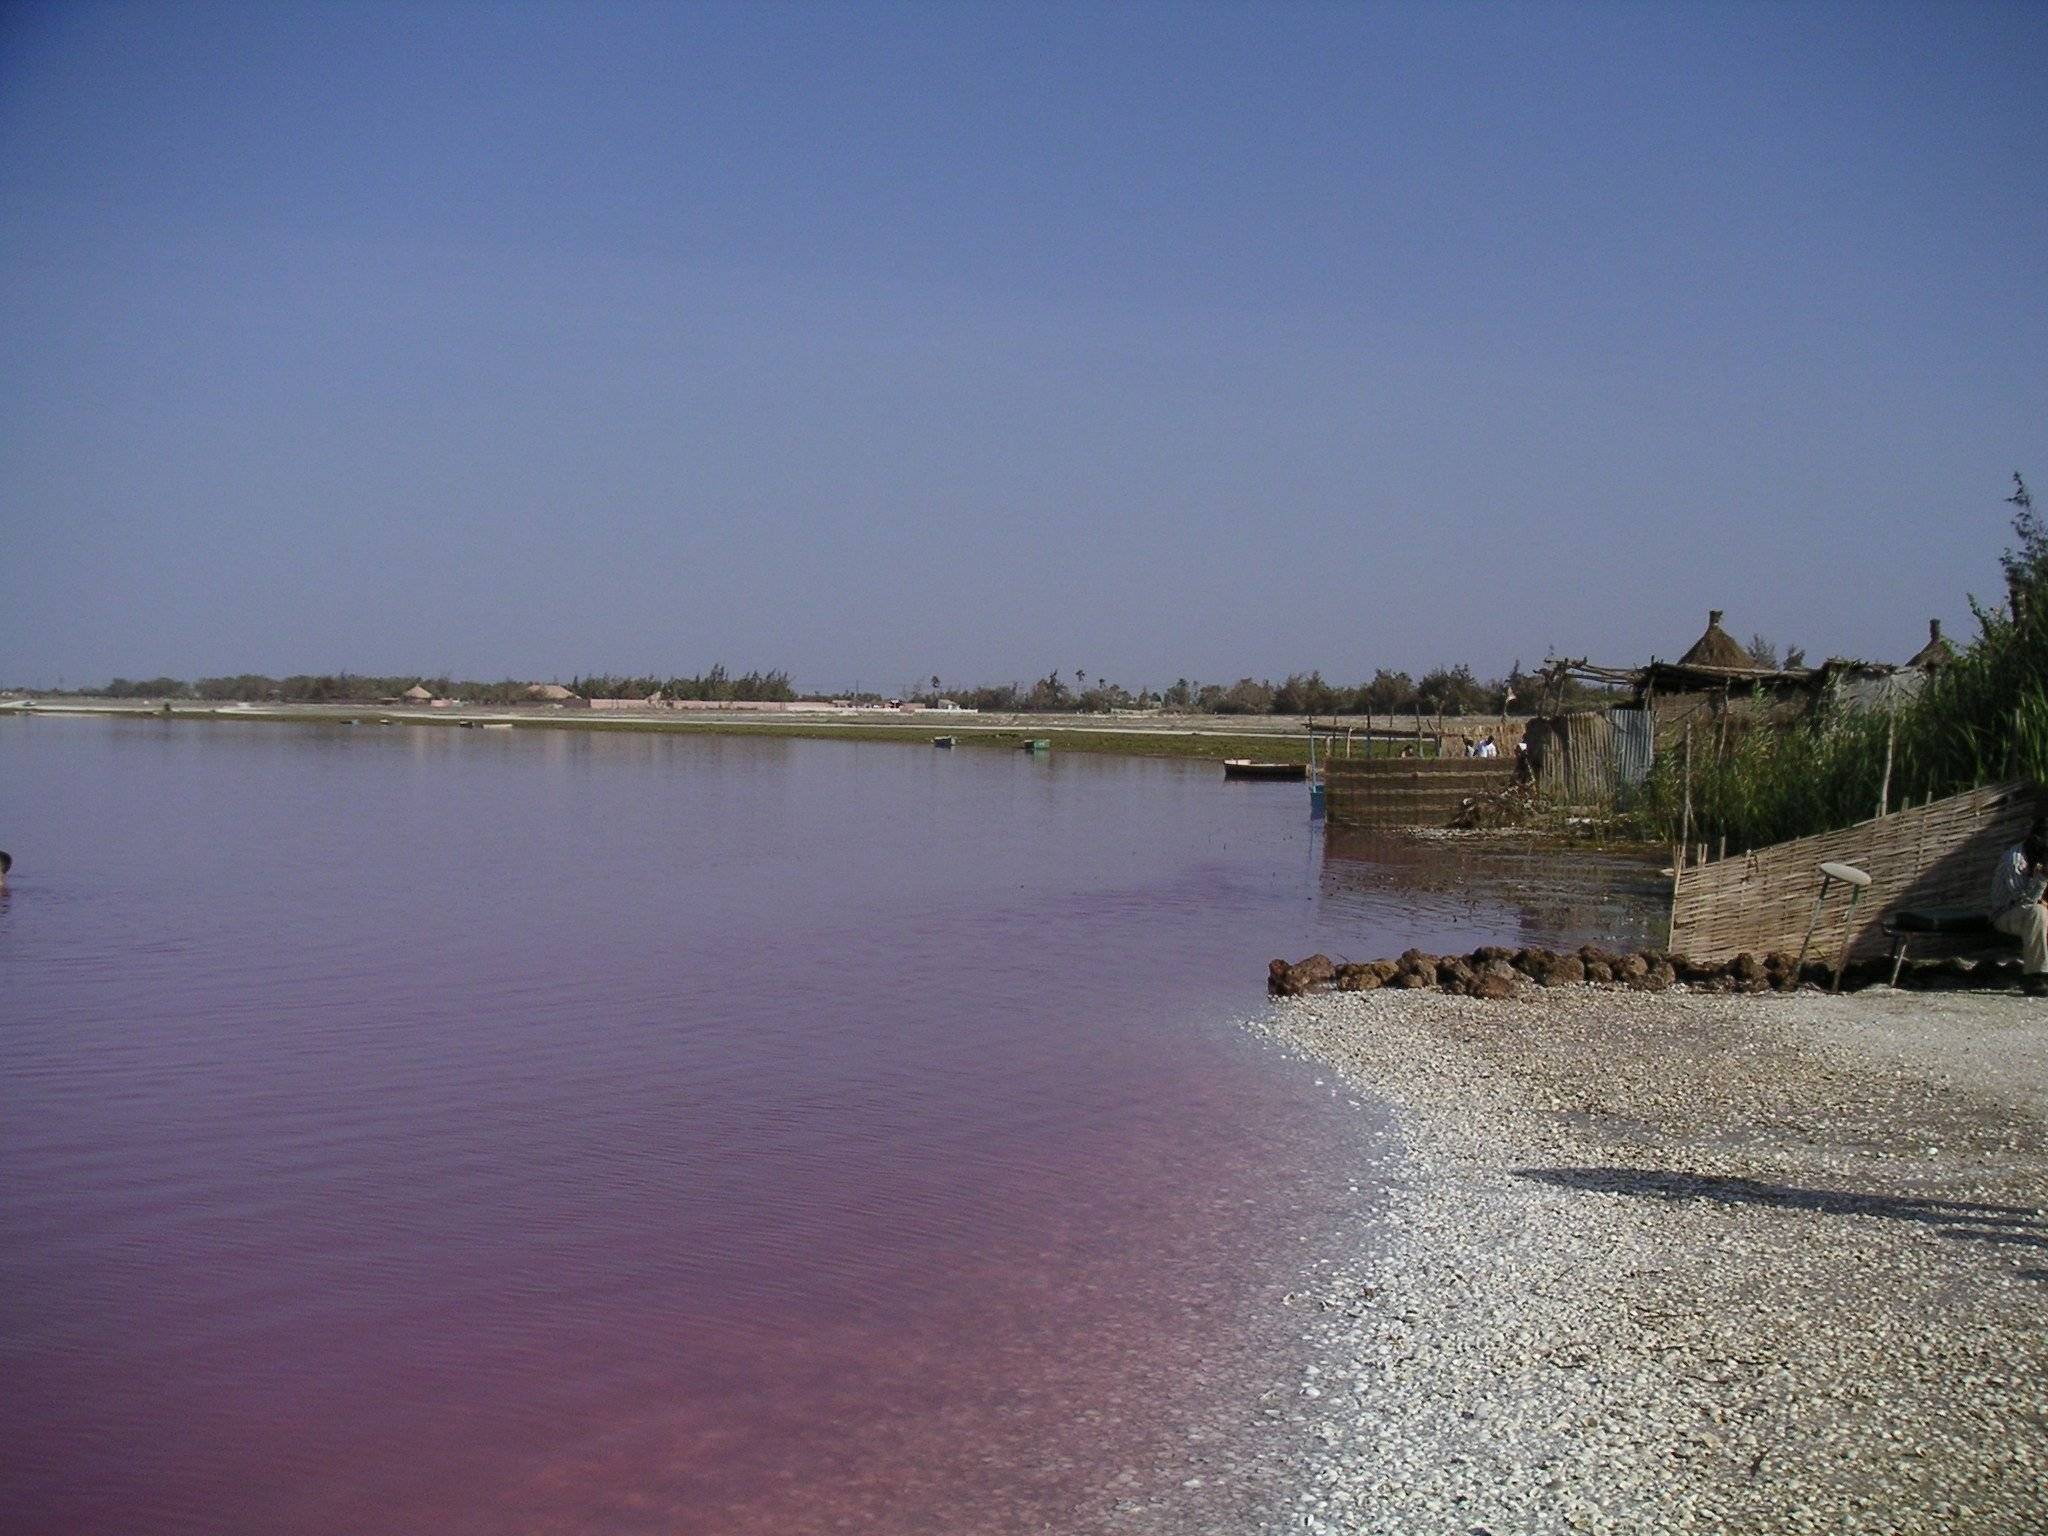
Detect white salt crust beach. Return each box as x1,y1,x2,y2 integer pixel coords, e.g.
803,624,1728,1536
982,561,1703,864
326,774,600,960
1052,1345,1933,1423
1249,987,2048,1535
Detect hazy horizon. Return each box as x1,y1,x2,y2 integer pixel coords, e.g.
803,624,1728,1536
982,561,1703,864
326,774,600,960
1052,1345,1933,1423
4,2,2044,689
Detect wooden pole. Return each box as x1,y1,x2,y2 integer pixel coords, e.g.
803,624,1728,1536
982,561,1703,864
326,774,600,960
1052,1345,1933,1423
1795,872,1833,978
1680,720,1694,861
1878,697,1897,820
1829,885,1865,994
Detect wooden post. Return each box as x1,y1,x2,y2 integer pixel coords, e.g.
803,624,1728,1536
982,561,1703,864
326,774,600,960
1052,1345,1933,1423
1878,697,1897,819
1829,884,1866,995
1680,720,1694,860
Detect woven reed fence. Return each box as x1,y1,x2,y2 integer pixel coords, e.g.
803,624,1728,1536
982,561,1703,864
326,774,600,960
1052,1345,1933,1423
1667,780,2045,963
1324,758,1514,827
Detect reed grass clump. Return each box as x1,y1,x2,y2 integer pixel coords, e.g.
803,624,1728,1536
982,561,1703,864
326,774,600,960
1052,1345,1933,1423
1638,487,2048,850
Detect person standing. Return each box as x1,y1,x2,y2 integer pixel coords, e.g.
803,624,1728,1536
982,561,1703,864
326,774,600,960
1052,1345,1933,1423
1990,817,2048,996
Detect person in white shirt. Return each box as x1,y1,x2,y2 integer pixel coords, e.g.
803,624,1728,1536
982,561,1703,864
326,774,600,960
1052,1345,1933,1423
1990,817,2048,995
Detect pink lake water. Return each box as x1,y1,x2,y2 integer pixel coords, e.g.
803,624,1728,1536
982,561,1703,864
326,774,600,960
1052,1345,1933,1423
0,717,1665,1534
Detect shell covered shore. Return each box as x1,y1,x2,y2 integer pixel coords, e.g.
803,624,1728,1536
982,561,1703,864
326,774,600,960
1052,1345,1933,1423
1251,985,2048,1535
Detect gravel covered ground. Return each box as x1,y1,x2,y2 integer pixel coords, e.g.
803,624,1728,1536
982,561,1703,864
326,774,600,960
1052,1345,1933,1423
1250,986,2048,1535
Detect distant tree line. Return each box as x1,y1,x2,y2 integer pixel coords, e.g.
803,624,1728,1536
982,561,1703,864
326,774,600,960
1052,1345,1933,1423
78,667,798,704
95,673,525,703
569,666,796,702
64,662,1623,715
918,663,1620,717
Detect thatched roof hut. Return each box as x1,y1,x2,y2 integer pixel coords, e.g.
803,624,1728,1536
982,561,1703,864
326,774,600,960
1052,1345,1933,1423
1677,610,1757,671
525,683,578,701
1907,618,1956,670
401,684,434,703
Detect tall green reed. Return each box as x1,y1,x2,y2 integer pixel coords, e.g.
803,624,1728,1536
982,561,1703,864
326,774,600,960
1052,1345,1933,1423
1635,523,2047,850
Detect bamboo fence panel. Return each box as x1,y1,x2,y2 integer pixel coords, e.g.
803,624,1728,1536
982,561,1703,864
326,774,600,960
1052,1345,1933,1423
1667,781,2045,963
1526,713,1612,803
1324,758,1514,827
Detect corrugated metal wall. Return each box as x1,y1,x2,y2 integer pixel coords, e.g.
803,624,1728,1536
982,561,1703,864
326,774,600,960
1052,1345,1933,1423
1525,708,1653,805
1610,708,1653,787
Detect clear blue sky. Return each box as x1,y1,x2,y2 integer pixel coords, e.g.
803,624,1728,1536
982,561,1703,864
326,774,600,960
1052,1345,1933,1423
3,1,2043,692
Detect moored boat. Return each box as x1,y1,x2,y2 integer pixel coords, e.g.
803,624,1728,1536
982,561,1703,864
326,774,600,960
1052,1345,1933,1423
1222,759,1307,781
932,736,956,748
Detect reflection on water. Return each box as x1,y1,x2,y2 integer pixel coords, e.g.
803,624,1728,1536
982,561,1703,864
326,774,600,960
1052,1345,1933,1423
0,719,1666,1535
1319,830,1671,957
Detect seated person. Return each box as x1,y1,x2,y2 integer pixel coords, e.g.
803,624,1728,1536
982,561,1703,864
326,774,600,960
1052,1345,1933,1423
1990,817,2048,996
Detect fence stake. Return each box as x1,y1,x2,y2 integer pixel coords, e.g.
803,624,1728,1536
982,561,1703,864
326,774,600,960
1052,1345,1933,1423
1680,721,1694,858
1877,698,1897,820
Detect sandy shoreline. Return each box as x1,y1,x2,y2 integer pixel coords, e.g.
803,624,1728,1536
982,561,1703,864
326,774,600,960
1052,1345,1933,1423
0,698,1528,767
1251,987,2047,1535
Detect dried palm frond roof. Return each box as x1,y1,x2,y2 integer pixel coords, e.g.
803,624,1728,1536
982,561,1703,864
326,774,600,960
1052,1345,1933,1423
1678,610,1757,670
1907,619,1956,670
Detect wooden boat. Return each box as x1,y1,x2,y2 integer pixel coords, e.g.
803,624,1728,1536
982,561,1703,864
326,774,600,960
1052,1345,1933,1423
1223,759,1308,781
932,736,956,748
480,722,513,731
1021,738,1050,753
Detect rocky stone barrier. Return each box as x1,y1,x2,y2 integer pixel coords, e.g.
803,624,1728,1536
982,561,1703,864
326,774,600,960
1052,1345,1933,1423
1267,944,2018,1000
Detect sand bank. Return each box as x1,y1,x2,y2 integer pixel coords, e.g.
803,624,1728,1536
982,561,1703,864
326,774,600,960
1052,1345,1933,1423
1252,987,2047,1534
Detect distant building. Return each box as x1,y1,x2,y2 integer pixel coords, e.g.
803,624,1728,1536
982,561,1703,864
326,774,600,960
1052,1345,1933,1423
587,692,665,711
525,683,582,703
401,684,434,704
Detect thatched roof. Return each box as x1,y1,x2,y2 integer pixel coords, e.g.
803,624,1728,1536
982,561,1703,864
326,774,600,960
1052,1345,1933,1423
1677,610,1757,670
402,684,434,701
525,683,577,701
1907,618,1956,670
